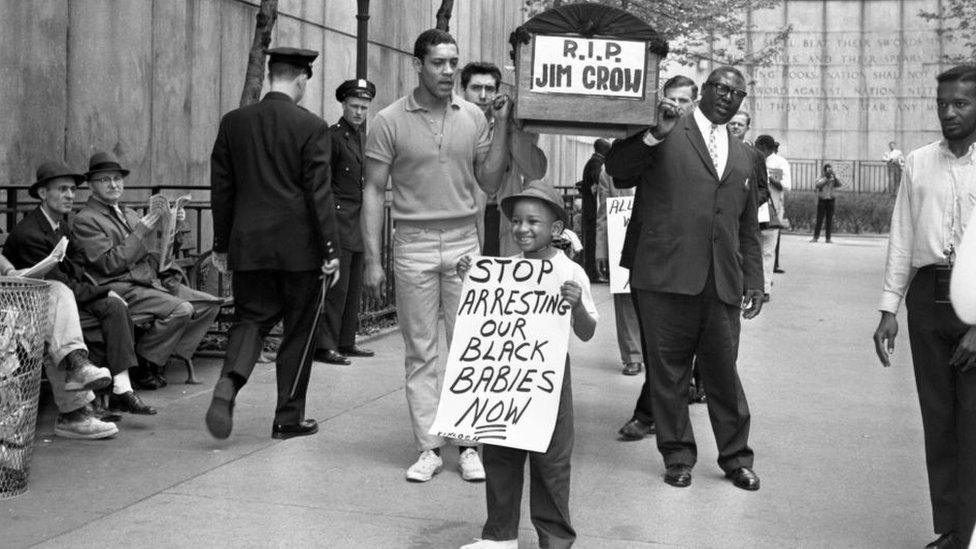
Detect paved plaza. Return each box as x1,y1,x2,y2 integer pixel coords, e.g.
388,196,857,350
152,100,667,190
1,234,940,548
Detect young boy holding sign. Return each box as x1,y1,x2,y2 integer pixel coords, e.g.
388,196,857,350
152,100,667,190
458,181,597,549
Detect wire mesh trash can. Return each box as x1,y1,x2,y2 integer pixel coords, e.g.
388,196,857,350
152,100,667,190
0,278,50,498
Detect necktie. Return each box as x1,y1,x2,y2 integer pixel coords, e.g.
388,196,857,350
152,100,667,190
707,124,720,174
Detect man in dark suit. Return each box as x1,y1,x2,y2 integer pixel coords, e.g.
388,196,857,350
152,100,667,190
578,139,609,282
6,161,155,415
314,79,376,366
207,47,340,440
605,66,765,490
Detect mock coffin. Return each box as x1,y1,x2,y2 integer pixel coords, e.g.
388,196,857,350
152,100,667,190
509,3,669,137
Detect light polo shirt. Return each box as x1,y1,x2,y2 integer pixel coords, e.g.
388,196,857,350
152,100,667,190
880,139,976,313
365,89,491,223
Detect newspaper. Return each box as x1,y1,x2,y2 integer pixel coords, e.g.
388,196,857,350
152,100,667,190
148,194,191,272
18,236,68,279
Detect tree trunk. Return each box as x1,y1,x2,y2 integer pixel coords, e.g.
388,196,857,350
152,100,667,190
435,0,454,31
239,0,279,108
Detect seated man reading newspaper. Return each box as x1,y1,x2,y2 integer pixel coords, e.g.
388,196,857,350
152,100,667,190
70,152,220,389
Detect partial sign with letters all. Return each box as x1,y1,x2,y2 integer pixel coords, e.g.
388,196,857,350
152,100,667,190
606,196,632,294
531,35,647,99
429,257,572,453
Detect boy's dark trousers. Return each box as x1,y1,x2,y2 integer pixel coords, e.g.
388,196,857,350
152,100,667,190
905,266,976,547
482,361,576,548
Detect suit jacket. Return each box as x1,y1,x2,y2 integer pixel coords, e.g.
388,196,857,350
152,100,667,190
330,116,365,253
605,113,764,306
577,153,603,220
71,197,161,287
5,207,110,304
211,91,338,271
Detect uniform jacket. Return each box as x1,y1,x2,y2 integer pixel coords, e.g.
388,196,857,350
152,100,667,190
211,91,339,271
605,112,764,306
5,207,110,304
330,116,365,252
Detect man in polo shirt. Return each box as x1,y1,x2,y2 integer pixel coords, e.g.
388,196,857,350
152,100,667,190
362,28,512,482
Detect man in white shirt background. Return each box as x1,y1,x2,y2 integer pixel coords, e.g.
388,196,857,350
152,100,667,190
882,140,906,195
754,134,791,299
873,64,976,549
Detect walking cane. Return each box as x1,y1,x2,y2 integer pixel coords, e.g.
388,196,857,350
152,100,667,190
290,271,333,399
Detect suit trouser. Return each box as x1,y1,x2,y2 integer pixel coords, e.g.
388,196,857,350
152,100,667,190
581,215,597,280
318,248,364,350
613,294,642,364
221,269,321,425
633,282,754,472
79,296,138,375
813,199,835,241
905,267,976,545
394,221,479,451
760,229,778,294
482,204,501,257
482,362,575,549
44,281,92,413
110,283,220,366
630,289,654,424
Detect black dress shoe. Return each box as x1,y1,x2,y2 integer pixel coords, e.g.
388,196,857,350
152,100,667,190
206,377,236,439
725,467,761,491
272,419,319,439
314,349,350,365
664,464,692,487
925,532,960,549
338,345,374,358
132,366,162,391
109,391,157,415
618,418,655,440
91,395,123,423
774,268,785,274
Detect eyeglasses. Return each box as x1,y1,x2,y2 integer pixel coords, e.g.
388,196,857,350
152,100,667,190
706,82,748,100
91,175,124,185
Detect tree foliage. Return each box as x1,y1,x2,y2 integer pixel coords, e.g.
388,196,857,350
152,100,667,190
920,0,976,63
523,0,791,68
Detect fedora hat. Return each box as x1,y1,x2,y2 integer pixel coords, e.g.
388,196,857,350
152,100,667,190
30,161,86,199
500,181,569,226
85,151,130,180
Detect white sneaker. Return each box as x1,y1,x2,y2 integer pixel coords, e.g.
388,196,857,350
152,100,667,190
55,408,119,440
406,449,442,482
460,539,518,548
63,362,112,392
458,448,486,482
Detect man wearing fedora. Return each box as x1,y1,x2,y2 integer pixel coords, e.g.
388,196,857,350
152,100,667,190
314,78,377,366
71,151,220,390
208,47,339,440
5,161,156,416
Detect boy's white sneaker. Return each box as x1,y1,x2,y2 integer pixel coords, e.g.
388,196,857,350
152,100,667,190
458,448,486,481
406,449,442,482
460,539,518,548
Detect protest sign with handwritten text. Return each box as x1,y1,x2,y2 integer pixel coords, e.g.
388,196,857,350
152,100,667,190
429,257,572,452
606,196,632,294
531,35,647,99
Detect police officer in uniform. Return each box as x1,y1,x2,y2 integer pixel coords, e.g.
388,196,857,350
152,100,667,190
315,79,377,365
207,47,340,440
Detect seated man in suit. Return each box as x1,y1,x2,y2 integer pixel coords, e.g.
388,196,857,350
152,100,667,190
5,161,155,415
70,152,220,389
0,253,116,439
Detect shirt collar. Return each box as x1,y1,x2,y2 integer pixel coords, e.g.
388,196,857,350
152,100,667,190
938,139,976,162
39,206,60,231
693,107,726,134
405,88,461,112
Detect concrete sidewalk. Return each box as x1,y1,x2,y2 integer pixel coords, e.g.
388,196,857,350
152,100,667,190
1,234,937,548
